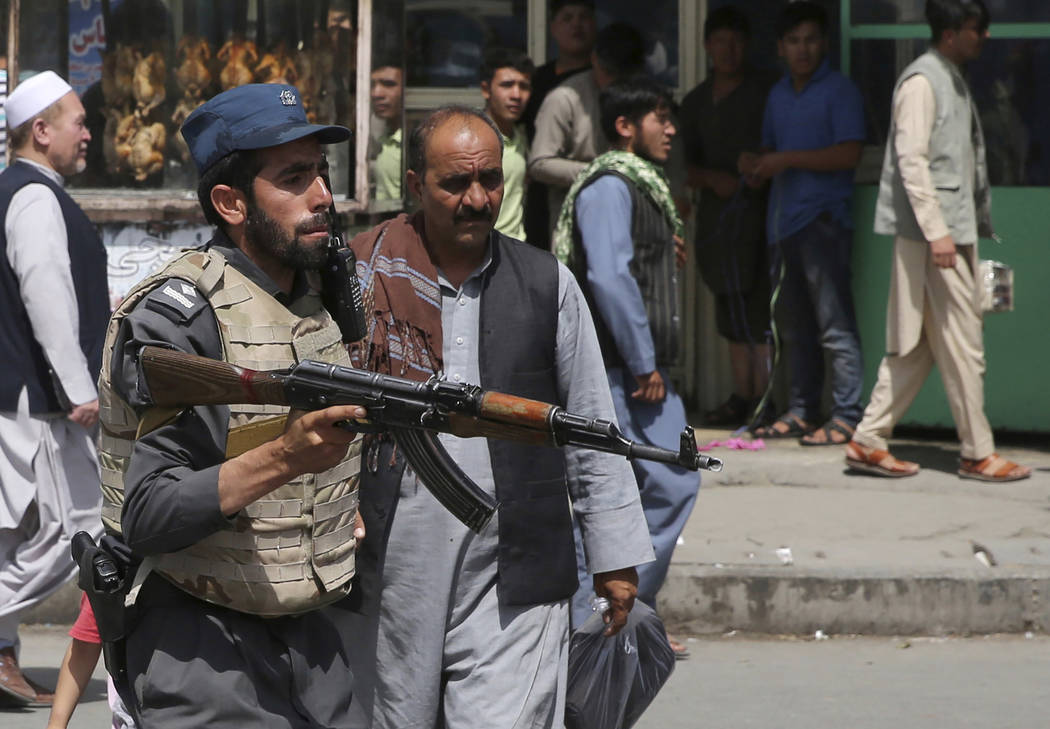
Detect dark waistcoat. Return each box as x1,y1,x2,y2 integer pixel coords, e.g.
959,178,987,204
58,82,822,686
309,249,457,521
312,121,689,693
354,232,574,608
573,170,679,368
0,162,109,413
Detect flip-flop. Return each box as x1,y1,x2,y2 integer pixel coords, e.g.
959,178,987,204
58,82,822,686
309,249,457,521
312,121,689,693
800,419,855,447
752,413,812,439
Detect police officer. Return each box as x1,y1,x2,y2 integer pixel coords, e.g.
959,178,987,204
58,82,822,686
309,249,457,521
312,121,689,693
98,84,366,727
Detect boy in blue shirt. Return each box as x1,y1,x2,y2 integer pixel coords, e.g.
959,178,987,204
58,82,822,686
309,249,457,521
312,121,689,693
742,1,866,445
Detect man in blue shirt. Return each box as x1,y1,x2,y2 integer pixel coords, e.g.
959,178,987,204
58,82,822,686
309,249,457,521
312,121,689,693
742,1,867,446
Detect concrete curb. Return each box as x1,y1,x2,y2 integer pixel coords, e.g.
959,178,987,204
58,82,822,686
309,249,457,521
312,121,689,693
657,565,1050,636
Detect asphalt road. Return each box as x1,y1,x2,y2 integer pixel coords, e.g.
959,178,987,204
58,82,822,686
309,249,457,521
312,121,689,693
5,627,1049,728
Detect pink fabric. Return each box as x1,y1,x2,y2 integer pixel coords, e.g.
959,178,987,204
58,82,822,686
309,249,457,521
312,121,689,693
698,437,766,452
69,592,101,644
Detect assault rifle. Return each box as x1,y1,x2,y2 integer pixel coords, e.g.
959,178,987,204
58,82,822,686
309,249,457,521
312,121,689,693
139,346,723,533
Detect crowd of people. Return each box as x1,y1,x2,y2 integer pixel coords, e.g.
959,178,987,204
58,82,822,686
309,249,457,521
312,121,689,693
0,0,1031,727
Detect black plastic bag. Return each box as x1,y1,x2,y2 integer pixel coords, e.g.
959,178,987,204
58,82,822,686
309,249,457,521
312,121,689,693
564,600,676,729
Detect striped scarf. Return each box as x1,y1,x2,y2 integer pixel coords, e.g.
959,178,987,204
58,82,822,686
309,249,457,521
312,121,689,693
551,149,683,266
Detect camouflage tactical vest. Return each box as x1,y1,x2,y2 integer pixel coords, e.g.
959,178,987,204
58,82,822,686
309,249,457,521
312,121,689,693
97,248,360,617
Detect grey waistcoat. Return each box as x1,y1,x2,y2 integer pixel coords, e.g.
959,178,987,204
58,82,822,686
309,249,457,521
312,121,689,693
874,49,991,245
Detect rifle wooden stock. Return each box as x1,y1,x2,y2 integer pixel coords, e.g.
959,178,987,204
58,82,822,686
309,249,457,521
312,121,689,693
142,347,289,407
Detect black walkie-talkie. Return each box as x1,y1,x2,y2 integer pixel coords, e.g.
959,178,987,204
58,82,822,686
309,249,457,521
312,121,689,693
320,202,368,343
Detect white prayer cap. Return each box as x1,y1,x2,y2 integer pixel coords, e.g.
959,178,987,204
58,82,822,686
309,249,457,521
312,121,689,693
5,71,74,130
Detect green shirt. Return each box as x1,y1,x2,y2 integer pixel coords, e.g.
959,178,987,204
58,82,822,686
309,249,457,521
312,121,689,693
373,127,402,201
494,125,527,242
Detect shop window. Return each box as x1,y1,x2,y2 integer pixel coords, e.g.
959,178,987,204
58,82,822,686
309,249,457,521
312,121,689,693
706,0,843,83
11,0,362,201
594,0,680,88
851,0,1050,24
405,0,526,88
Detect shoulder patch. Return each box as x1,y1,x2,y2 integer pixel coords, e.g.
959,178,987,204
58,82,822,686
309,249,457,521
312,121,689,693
143,278,209,324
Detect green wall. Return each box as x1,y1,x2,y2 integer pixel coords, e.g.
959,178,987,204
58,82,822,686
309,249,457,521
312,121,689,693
851,185,1050,433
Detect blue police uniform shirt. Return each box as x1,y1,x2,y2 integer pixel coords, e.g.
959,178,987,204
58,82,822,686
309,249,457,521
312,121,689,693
761,58,866,242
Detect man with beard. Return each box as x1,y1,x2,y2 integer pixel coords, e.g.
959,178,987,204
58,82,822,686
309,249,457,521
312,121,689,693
552,76,700,657
343,105,653,728
0,70,107,706
96,83,367,727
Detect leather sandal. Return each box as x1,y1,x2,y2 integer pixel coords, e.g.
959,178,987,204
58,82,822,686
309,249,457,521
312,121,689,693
958,454,1031,482
845,441,920,478
801,418,855,447
752,413,812,439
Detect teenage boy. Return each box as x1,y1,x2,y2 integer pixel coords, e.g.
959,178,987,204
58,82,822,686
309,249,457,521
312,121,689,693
521,0,597,250
555,77,700,657
743,1,867,446
680,5,775,427
481,47,535,241
847,0,1029,482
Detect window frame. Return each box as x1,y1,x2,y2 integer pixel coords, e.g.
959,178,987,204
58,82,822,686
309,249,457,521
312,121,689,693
5,0,378,221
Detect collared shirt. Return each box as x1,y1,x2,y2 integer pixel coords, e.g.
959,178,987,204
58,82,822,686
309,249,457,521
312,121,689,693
112,234,308,555
406,241,652,576
373,126,403,201
3,158,97,407
493,124,528,241
761,58,866,241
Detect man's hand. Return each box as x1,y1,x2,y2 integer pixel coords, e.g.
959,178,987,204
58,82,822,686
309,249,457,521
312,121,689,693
929,234,957,268
219,404,366,517
353,510,366,547
632,371,666,403
593,567,638,636
279,405,365,477
68,399,99,429
673,234,687,269
749,151,789,180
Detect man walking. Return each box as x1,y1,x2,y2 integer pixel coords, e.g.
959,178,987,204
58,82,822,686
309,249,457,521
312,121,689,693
846,0,1029,482
553,76,700,656
344,105,654,728
98,83,367,726
0,70,107,706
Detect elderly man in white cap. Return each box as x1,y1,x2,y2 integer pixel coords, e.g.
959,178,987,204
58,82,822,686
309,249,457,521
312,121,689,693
0,70,107,706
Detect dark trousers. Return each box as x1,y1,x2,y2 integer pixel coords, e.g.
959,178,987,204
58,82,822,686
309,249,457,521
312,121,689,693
775,214,864,426
125,575,355,728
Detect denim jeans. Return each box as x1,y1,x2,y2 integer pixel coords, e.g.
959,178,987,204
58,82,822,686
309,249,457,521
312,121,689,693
774,214,864,426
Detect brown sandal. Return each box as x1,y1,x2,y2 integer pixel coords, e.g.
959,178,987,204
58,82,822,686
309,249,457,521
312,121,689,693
958,454,1031,482
845,441,919,478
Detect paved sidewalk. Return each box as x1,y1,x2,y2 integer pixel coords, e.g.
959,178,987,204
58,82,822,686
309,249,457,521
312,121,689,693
21,428,1050,637
657,426,1050,636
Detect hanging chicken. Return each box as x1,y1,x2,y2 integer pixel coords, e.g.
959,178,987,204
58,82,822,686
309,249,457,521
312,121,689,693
218,36,259,90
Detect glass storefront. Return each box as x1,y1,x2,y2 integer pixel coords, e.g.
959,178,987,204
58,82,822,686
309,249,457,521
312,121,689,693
11,0,363,202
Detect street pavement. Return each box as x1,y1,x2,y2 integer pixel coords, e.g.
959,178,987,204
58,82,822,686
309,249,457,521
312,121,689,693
7,627,1050,729
22,426,1050,638
657,426,1050,636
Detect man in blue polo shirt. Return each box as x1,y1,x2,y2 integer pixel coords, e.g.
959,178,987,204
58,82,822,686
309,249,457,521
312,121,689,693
742,0,866,446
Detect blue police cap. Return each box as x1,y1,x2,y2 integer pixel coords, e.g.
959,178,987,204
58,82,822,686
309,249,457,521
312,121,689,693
180,84,351,174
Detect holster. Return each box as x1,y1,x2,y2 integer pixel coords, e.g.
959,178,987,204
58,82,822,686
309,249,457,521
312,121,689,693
72,533,137,690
